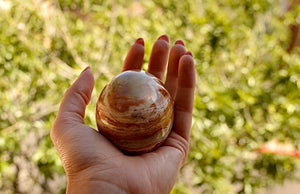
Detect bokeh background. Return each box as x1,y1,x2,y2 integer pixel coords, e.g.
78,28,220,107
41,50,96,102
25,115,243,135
1,0,300,193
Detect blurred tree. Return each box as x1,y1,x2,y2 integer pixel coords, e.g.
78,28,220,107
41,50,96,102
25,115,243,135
0,0,299,193
283,0,300,52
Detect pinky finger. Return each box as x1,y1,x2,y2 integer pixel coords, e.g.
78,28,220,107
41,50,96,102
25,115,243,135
172,52,196,141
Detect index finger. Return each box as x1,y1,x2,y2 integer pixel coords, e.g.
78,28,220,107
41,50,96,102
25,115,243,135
122,38,145,72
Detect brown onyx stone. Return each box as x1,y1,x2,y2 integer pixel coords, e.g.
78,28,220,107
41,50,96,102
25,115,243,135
96,70,174,155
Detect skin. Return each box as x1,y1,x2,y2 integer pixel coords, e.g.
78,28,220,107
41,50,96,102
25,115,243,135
51,35,196,194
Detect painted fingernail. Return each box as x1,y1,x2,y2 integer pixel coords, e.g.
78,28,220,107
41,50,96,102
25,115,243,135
81,66,91,75
175,40,184,46
135,38,144,46
158,35,169,42
185,51,193,56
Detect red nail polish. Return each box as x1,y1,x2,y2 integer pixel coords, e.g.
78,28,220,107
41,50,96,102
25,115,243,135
158,35,169,42
135,38,144,46
175,40,184,46
185,51,193,56
81,66,91,74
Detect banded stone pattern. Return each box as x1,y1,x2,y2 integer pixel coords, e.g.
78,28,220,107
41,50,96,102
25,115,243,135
96,70,174,154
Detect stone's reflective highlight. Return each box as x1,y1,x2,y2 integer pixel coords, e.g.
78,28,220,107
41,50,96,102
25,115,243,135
96,70,174,154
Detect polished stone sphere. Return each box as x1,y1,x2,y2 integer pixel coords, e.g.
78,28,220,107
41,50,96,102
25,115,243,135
96,70,174,154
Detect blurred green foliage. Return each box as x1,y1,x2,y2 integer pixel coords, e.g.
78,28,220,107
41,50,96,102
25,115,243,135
0,0,300,193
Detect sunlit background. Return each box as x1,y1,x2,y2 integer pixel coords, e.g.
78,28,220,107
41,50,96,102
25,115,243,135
0,0,300,193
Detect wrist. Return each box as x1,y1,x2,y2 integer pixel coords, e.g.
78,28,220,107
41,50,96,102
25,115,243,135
67,172,128,194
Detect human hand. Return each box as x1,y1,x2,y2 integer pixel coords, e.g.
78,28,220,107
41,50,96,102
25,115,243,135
51,35,195,194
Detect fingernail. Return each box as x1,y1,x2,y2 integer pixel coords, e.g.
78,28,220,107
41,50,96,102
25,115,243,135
185,51,193,56
81,66,91,74
135,38,144,46
175,40,184,46
158,35,169,42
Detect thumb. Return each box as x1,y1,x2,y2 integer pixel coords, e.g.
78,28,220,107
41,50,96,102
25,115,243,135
52,67,94,136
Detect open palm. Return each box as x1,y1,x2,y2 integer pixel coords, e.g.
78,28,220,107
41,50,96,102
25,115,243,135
51,35,195,194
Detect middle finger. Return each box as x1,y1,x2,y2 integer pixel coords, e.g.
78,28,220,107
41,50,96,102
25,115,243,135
147,35,170,80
